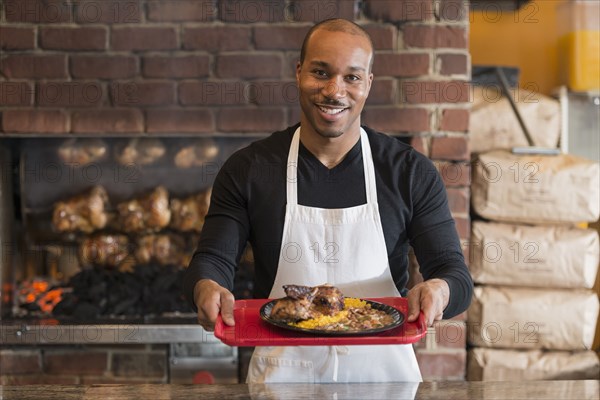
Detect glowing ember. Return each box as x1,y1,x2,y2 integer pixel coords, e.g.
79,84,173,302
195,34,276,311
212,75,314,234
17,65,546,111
37,288,64,313
17,278,65,315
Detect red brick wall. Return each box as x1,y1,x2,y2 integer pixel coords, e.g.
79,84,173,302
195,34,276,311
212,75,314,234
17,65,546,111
0,0,471,227
0,0,471,382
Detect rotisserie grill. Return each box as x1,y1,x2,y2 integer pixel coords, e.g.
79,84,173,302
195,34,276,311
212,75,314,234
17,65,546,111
1,136,259,323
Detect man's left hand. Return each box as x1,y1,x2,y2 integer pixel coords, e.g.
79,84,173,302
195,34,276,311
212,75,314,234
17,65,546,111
406,278,450,327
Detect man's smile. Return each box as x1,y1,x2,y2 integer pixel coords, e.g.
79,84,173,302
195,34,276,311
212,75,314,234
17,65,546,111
315,103,349,120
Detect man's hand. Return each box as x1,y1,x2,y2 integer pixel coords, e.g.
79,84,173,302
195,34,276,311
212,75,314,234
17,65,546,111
193,279,235,332
406,278,450,327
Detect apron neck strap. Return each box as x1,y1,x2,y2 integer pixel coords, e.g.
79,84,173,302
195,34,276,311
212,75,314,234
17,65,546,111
286,127,378,206
286,127,301,205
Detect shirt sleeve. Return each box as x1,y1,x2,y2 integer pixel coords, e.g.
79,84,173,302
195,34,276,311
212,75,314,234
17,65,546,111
407,153,473,319
182,154,251,311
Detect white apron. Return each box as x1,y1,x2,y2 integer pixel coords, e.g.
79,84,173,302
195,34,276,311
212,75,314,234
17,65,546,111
246,127,422,383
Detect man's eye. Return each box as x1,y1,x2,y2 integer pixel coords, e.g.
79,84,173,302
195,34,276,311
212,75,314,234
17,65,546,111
312,70,327,78
346,75,360,82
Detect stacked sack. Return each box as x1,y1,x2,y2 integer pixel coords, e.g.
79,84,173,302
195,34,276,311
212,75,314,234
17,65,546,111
468,149,600,380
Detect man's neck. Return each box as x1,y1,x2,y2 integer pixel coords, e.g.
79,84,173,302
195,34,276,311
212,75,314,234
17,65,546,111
299,125,361,169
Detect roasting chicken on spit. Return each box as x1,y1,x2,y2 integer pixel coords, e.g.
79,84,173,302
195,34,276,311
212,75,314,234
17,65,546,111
79,234,130,268
114,138,166,166
58,138,107,165
174,139,219,169
270,284,345,322
134,233,188,267
52,186,109,233
116,186,171,233
170,189,211,232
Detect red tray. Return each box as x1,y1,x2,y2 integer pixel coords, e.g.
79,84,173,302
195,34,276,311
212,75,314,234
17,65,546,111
214,297,427,347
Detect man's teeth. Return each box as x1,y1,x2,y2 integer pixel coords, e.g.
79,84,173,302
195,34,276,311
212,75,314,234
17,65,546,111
318,106,345,115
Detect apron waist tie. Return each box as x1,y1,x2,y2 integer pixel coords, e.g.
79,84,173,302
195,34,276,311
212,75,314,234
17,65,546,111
327,346,349,382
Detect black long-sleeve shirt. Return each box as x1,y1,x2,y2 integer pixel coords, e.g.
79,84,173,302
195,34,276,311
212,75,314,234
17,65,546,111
184,124,473,319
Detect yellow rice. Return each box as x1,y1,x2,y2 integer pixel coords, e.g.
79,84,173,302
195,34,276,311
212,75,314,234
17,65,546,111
343,297,368,309
288,297,368,329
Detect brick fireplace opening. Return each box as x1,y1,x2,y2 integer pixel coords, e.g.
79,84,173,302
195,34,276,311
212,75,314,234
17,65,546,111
1,0,471,383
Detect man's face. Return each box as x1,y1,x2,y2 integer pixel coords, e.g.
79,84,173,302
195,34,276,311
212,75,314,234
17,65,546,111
296,29,373,139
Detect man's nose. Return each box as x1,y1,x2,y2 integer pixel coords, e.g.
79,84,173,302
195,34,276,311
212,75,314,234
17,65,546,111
321,76,346,99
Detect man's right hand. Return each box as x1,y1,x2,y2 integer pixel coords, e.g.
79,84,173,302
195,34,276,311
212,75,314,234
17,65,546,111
193,279,235,332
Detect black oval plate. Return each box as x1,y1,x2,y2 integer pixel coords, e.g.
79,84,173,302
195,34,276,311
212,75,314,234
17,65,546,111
259,299,404,336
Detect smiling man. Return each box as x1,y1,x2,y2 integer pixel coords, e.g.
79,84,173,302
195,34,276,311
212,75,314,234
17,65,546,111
297,22,372,141
184,19,473,383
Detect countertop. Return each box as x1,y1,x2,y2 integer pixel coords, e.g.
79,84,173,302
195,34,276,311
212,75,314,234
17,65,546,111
1,380,598,400
0,318,210,344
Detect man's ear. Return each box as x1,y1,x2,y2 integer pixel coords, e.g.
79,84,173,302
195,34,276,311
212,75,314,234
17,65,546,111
366,72,374,95
295,61,302,83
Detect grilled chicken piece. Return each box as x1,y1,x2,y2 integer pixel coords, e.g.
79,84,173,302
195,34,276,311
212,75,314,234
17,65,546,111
270,296,315,322
270,284,345,321
313,285,345,316
52,186,109,233
283,284,319,300
117,186,171,233
270,285,319,322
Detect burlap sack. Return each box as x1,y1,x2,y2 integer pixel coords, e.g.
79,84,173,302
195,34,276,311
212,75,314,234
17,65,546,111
467,348,600,381
470,221,599,288
472,150,600,224
470,86,561,153
468,286,599,350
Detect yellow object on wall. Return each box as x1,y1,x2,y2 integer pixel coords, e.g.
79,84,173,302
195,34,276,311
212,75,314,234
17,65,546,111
470,0,562,95
557,0,600,92
558,30,600,92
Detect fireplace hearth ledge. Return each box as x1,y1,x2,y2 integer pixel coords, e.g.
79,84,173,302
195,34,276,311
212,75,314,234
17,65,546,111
0,320,218,345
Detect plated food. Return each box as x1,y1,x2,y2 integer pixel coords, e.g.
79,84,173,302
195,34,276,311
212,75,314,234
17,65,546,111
261,284,403,335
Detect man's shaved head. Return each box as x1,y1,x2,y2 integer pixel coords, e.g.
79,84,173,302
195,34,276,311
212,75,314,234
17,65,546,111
300,18,374,71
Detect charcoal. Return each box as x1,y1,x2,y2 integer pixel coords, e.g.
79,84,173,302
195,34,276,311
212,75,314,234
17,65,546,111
88,281,107,302
49,264,192,318
53,295,77,315
150,270,177,293
73,302,101,319
21,302,41,312
112,296,139,315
